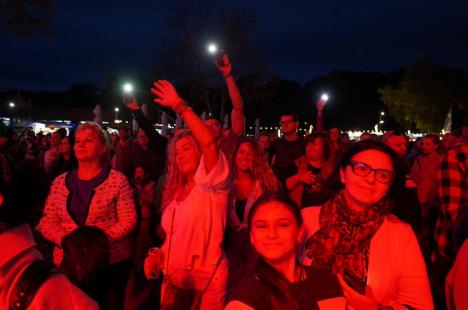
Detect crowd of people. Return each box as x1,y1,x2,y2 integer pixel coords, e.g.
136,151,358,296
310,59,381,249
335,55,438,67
0,54,467,310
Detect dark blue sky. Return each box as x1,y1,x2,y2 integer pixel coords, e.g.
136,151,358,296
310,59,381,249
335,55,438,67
2,0,468,91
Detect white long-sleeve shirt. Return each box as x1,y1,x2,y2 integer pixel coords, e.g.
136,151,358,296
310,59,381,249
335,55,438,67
301,207,434,310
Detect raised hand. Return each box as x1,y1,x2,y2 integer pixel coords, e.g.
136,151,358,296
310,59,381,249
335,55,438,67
316,99,326,113
123,94,139,111
215,52,232,77
150,80,183,110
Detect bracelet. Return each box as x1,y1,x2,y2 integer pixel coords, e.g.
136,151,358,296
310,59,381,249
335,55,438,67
224,73,233,79
173,100,192,115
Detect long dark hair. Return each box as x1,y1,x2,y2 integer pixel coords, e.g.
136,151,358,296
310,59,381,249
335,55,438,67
247,192,303,309
305,132,331,162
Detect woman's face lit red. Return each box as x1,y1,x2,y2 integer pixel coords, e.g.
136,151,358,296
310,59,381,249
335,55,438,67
59,137,71,154
250,201,302,264
329,128,340,142
258,136,270,151
340,149,393,210
175,136,200,176
74,129,106,163
235,142,255,172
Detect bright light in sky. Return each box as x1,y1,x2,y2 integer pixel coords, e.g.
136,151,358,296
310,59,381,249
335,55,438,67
123,83,133,93
207,43,218,54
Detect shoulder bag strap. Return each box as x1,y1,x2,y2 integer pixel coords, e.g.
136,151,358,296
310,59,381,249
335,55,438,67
9,259,58,310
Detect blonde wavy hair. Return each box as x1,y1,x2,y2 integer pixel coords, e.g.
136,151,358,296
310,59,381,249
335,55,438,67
161,132,201,210
229,137,281,194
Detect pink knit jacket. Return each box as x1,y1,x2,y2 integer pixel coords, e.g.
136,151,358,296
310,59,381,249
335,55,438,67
38,169,137,265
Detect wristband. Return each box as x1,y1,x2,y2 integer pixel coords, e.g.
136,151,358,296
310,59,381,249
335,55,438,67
173,100,192,115
224,73,233,79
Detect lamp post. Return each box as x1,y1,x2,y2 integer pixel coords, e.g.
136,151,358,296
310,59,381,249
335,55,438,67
115,107,119,122
378,111,385,132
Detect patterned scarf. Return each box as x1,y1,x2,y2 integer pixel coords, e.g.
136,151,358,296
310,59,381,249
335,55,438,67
306,190,392,282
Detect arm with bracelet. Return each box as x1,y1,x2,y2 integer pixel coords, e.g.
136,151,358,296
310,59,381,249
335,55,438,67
150,80,219,173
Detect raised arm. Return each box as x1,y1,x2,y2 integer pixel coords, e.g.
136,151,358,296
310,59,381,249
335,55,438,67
150,80,219,173
315,98,325,133
125,97,168,152
216,53,245,136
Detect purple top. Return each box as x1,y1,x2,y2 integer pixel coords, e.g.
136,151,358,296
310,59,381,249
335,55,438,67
67,166,110,225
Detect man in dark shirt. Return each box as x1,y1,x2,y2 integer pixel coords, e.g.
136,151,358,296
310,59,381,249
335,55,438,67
113,126,133,179
271,113,305,185
124,102,168,183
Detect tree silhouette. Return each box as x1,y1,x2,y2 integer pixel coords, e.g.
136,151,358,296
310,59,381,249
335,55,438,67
378,60,468,132
153,0,265,117
0,0,54,39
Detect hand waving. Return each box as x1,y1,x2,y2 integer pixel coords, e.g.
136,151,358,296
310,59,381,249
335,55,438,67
215,52,232,77
123,94,139,111
150,80,183,110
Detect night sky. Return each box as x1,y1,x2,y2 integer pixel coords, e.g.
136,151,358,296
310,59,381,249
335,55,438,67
2,0,468,91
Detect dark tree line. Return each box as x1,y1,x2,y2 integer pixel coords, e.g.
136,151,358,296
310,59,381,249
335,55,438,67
2,0,467,132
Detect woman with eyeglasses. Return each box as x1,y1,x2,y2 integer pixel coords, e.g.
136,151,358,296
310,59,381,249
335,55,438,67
303,140,433,309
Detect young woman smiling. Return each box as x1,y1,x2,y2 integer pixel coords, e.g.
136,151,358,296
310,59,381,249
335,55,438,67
224,138,281,295
226,192,344,310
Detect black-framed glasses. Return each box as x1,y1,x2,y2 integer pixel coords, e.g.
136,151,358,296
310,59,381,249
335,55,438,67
349,160,394,184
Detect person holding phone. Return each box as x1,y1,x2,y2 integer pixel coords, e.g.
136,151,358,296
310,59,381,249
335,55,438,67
303,140,433,309
204,52,245,160
286,133,334,208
